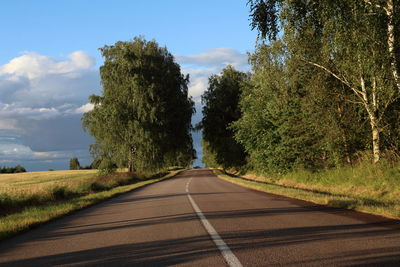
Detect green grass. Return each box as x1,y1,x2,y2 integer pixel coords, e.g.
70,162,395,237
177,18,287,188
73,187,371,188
214,160,400,219
0,169,184,241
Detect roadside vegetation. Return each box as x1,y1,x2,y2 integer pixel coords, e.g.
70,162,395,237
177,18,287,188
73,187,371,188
0,169,184,240
215,158,400,219
200,1,400,219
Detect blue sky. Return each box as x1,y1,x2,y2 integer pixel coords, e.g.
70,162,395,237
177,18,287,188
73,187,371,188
0,0,257,171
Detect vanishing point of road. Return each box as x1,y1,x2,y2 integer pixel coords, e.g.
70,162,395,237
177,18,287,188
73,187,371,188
1,169,400,266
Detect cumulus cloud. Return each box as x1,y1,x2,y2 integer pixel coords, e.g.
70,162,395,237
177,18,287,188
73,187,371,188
180,68,215,100
0,51,100,170
0,51,95,80
176,48,250,102
75,103,94,113
0,51,98,108
176,48,248,69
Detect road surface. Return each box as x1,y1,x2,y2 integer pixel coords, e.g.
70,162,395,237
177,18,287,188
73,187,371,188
0,169,400,266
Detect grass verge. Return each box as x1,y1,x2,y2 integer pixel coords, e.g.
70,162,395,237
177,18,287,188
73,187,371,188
0,169,184,241
214,167,400,220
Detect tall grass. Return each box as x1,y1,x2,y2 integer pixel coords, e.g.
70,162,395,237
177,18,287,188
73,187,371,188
0,170,167,216
217,159,400,219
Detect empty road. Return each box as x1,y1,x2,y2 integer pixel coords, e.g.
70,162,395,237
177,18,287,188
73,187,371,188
0,169,400,266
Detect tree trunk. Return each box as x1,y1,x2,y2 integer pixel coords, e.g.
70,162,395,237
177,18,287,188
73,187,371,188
386,0,400,91
370,115,381,163
360,73,381,163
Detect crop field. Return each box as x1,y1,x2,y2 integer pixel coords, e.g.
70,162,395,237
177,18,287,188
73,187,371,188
0,170,98,193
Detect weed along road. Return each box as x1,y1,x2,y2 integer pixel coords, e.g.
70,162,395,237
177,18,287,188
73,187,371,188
1,169,400,266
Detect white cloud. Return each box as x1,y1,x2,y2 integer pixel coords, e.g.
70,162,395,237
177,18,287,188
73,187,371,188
176,48,248,68
0,51,99,108
75,103,94,113
181,67,214,100
0,103,60,120
176,48,250,102
0,51,95,80
0,51,99,169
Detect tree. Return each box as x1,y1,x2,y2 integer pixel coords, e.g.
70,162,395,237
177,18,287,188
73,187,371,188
200,66,248,170
362,0,400,92
14,165,26,173
69,157,81,170
247,0,400,163
82,37,195,172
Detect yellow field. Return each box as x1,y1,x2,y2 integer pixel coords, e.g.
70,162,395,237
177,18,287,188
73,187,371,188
0,170,98,195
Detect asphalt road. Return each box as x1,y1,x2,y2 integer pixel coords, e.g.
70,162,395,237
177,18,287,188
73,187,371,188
1,169,400,266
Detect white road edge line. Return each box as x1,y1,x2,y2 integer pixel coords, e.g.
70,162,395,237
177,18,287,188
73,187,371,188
186,177,243,267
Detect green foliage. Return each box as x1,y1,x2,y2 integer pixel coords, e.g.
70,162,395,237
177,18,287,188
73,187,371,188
245,0,400,165
231,0,400,175
97,158,117,176
90,158,102,169
201,138,219,168
232,42,324,173
200,66,248,170
82,37,195,172
69,158,81,170
248,0,280,41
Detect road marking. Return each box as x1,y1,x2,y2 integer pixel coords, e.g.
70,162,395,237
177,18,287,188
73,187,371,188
186,178,243,267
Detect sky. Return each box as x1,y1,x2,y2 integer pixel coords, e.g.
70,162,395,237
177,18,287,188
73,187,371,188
0,0,257,171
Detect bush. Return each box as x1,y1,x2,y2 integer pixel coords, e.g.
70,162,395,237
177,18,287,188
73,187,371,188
98,158,117,176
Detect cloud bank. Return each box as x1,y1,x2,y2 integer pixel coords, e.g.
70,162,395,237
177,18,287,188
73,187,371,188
0,51,100,170
176,48,249,101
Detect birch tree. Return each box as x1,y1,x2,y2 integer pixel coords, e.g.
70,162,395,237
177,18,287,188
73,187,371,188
248,0,400,162
82,37,195,172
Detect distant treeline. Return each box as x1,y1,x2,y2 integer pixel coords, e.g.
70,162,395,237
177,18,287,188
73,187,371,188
69,157,102,170
0,165,26,173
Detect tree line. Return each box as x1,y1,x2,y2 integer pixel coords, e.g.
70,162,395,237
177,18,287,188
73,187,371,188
0,165,26,173
82,37,195,173
201,0,400,174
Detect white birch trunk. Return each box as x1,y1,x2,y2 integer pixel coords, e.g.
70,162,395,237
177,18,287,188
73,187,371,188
386,0,400,91
370,115,381,163
360,74,381,163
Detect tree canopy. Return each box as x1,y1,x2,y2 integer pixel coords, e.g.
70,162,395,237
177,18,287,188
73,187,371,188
232,0,400,173
82,37,195,173
200,66,248,170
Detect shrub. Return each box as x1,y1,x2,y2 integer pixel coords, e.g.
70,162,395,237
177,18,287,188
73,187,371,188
98,158,117,176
